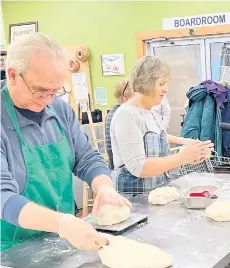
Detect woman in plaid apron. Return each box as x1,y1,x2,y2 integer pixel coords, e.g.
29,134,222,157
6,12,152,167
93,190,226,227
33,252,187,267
111,55,214,198
117,99,170,197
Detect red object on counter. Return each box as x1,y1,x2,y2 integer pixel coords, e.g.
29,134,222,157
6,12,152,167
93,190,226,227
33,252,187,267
189,191,217,199
189,191,210,197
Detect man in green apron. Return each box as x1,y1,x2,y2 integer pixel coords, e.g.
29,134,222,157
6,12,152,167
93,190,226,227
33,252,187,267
0,33,131,252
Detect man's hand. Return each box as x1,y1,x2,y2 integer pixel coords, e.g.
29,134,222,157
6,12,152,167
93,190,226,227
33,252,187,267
58,214,108,251
92,186,131,216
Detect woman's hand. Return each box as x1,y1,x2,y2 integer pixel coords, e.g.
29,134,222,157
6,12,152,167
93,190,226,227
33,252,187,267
179,140,214,164
183,138,200,145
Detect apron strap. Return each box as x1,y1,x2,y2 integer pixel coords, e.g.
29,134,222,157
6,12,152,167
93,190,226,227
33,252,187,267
1,87,66,145
47,105,65,137
134,96,165,133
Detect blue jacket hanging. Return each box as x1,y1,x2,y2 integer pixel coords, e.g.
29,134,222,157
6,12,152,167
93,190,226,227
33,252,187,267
221,89,230,157
181,84,224,156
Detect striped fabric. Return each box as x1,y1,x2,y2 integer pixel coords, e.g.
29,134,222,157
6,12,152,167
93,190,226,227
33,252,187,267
105,105,120,169
116,130,170,198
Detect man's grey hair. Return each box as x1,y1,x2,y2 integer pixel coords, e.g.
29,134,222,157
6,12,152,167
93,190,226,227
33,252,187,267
131,55,171,96
6,32,68,79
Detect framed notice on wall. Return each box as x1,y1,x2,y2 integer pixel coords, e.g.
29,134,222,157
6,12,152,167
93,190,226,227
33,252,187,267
9,21,38,43
72,72,89,102
101,54,125,76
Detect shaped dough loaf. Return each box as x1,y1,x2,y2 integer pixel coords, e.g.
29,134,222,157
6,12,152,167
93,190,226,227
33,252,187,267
97,205,130,226
148,186,179,205
206,200,230,222
98,233,173,268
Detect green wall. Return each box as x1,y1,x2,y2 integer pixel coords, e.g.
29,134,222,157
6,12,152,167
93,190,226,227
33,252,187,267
3,1,230,108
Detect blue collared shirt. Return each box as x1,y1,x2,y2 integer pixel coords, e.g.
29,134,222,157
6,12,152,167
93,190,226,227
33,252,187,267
1,92,110,226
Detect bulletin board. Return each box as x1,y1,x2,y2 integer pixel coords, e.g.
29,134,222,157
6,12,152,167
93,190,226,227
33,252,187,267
63,45,94,119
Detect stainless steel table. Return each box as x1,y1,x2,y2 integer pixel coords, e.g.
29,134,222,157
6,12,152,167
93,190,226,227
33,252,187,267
1,173,230,268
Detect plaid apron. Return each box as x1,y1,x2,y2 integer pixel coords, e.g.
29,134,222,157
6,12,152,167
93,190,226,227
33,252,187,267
116,108,170,198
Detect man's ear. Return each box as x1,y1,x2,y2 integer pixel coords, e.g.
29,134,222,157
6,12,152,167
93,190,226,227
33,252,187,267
7,68,17,86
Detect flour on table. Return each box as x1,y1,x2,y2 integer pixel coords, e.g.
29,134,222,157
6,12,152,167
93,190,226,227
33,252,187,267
98,233,173,268
148,186,180,205
97,205,130,226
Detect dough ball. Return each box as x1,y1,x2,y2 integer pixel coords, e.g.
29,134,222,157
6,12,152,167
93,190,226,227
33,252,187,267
97,205,130,226
206,200,230,222
148,186,180,205
98,233,173,268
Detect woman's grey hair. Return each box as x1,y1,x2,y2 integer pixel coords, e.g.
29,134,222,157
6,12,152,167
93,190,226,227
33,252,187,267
6,32,68,79
131,55,171,95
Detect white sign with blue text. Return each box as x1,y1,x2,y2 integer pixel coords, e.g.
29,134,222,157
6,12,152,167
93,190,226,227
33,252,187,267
163,13,230,30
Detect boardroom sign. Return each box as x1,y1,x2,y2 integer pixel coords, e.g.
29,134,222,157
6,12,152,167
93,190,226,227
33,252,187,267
163,13,230,30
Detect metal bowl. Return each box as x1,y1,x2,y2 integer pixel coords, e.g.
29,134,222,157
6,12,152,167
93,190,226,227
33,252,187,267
184,185,218,209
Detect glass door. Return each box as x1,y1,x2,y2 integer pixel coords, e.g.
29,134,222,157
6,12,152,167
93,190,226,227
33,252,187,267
205,36,230,82
148,38,206,136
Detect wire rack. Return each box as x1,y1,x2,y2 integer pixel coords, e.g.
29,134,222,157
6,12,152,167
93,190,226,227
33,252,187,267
164,149,230,181
116,149,230,197
168,158,213,181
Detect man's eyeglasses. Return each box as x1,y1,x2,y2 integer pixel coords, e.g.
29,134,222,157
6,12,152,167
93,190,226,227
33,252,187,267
20,74,70,99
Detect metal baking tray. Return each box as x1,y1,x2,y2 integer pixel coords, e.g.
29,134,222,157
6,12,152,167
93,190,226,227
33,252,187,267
184,185,218,209
84,213,148,235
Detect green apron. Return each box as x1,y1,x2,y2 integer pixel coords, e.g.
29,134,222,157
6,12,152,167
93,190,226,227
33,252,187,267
1,87,75,251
